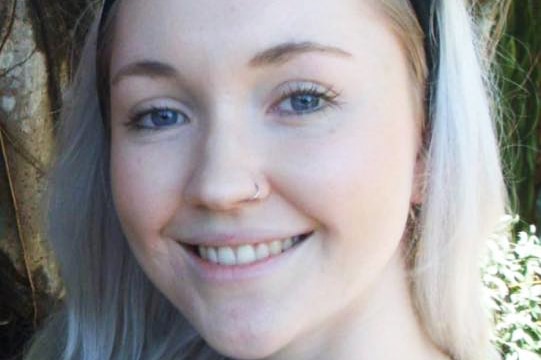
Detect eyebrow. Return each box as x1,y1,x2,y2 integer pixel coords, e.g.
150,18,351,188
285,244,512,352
248,41,352,67
111,41,352,86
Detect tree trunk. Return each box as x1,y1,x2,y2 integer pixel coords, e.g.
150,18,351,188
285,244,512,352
0,1,95,358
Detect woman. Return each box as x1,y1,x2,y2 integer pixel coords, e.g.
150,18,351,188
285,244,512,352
25,0,508,359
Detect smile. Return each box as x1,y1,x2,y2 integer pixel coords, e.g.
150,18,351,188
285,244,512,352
182,231,314,267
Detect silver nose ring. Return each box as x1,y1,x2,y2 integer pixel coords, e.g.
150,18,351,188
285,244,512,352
251,182,261,200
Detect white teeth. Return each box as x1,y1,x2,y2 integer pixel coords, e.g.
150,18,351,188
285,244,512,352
283,238,293,250
255,243,270,260
195,234,309,266
217,247,236,266
268,240,282,255
236,245,256,265
207,247,218,263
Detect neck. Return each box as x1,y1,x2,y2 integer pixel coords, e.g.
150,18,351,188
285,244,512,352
267,251,451,360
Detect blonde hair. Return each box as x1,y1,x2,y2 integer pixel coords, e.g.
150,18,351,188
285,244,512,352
25,1,508,359
383,1,507,359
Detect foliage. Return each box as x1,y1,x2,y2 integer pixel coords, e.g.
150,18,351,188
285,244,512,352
493,0,541,231
483,215,541,359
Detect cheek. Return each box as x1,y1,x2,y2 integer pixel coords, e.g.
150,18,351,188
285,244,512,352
269,118,416,275
274,123,415,224
110,140,188,252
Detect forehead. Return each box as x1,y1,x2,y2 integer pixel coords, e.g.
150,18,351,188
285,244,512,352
111,0,397,72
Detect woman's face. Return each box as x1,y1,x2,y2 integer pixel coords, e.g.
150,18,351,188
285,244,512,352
110,0,424,357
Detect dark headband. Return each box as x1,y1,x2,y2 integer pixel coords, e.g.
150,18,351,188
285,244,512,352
97,0,439,117
409,0,438,72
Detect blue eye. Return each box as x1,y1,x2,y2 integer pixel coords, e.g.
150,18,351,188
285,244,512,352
289,94,321,112
127,107,188,131
274,83,340,116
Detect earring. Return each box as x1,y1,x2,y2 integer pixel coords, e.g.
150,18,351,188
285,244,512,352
408,206,418,224
408,204,421,234
405,204,421,264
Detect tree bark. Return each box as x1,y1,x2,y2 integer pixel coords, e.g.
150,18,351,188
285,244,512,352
0,1,95,358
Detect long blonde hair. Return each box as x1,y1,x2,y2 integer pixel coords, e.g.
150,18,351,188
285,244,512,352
25,1,508,359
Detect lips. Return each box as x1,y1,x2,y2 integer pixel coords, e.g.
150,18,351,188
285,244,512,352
180,231,314,267
176,230,315,283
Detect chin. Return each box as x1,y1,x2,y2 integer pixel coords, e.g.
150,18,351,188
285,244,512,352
198,319,292,359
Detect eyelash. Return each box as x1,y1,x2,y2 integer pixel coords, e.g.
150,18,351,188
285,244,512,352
125,83,342,132
271,83,342,116
126,105,187,132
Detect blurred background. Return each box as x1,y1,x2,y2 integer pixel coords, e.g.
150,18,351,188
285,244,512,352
0,0,539,359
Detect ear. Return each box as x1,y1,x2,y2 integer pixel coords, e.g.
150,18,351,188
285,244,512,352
410,150,426,205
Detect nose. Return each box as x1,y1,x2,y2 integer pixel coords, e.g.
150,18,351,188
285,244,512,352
183,123,266,211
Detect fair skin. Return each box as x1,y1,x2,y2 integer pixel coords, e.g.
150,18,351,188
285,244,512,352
109,0,449,359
